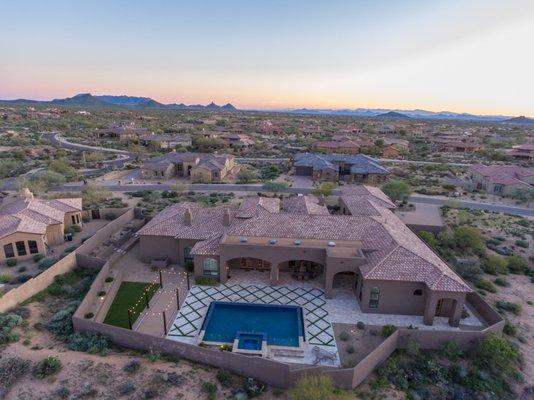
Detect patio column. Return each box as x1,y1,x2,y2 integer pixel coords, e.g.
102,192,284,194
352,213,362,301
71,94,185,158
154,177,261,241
270,264,279,285
423,293,438,326
219,260,228,284
449,298,463,327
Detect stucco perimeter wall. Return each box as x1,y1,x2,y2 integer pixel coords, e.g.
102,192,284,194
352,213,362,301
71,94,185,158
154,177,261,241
0,208,136,314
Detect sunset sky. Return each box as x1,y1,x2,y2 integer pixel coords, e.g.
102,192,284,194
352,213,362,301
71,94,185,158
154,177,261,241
1,0,533,116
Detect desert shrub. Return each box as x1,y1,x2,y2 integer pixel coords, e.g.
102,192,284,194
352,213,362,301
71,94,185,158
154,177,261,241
117,381,136,396
0,313,23,344
10,307,30,320
84,312,94,319
67,331,109,354
503,320,517,337
0,357,30,392
104,213,116,220
472,334,519,377
38,257,56,270
381,324,397,337
64,227,75,236
442,340,462,361
507,255,528,274
339,331,350,341
146,349,161,362
123,359,141,373
32,356,61,379
0,273,11,283
453,226,484,253
345,345,355,354
33,253,44,262
476,279,497,293
104,276,114,283
6,258,17,267
202,381,217,400
195,276,218,286
47,301,80,337
454,262,483,283
64,245,77,253
216,368,232,387
514,239,528,248
493,277,510,287
289,374,336,400
17,266,26,273
419,231,436,247
54,385,70,399
243,377,265,398
12,273,31,284
482,256,508,275
356,321,365,330
71,224,82,233
495,301,522,316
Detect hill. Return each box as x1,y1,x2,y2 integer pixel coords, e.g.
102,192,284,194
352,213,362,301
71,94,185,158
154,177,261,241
51,93,108,106
375,111,411,119
501,116,534,125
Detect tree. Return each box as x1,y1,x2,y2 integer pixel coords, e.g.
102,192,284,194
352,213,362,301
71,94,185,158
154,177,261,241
473,333,519,376
419,231,436,248
262,181,289,194
311,182,337,197
381,180,411,203
237,167,259,184
453,226,484,253
482,255,508,275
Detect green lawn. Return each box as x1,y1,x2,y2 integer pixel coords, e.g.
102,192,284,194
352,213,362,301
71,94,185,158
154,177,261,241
103,281,159,329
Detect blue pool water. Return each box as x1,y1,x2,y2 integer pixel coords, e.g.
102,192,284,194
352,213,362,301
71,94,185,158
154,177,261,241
201,302,303,347
237,333,264,350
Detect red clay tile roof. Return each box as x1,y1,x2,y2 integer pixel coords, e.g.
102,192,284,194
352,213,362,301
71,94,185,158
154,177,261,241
470,164,534,185
283,196,329,215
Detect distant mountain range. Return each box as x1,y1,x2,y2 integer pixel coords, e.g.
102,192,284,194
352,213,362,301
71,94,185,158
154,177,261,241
1,93,533,123
0,93,237,111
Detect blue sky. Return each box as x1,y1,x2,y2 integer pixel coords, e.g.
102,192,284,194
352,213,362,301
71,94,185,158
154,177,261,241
0,0,533,115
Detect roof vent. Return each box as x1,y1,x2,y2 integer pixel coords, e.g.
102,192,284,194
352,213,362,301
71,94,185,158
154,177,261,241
269,239,277,245
293,240,301,246
239,237,248,243
328,241,336,247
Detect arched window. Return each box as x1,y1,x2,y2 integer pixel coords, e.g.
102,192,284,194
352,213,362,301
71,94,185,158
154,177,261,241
203,258,219,276
183,246,192,263
369,287,380,308
413,289,423,296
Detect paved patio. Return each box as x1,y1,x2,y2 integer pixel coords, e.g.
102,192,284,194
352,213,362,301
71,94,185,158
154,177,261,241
167,283,340,366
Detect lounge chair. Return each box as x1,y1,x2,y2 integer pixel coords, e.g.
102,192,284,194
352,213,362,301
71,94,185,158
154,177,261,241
312,346,337,365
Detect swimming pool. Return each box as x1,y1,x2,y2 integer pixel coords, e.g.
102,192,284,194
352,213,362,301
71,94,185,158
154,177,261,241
200,301,304,347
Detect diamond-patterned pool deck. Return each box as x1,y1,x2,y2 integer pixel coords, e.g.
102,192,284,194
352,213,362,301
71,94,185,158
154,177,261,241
167,283,337,352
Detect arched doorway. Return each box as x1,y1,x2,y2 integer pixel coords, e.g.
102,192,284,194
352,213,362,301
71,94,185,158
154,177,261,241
435,298,458,318
277,260,324,284
225,257,273,284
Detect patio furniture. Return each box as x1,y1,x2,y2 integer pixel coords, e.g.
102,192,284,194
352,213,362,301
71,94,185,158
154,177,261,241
312,346,337,365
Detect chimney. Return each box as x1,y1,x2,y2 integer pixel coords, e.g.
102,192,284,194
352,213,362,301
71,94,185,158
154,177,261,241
19,187,34,201
184,207,193,226
223,208,231,226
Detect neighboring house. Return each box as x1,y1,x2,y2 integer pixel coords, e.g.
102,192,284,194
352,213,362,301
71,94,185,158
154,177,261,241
220,133,254,151
141,152,237,182
138,133,192,149
258,120,283,135
442,141,482,153
381,145,402,158
314,139,373,155
94,123,151,141
294,153,389,184
0,189,82,262
383,137,409,150
506,144,534,160
138,187,472,327
467,164,534,196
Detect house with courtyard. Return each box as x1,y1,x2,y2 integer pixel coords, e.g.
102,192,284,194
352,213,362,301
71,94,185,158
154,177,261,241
294,153,389,184
506,143,534,160
138,133,192,149
137,187,474,328
466,164,534,196
0,188,82,262
94,122,151,141
140,152,238,182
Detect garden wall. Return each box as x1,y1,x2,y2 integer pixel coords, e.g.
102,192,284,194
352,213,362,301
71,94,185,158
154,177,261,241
0,208,136,314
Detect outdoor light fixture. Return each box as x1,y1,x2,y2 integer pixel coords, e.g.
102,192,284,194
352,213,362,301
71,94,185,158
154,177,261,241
269,239,277,245
293,240,301,246
328,241,336,247
239,237,247,243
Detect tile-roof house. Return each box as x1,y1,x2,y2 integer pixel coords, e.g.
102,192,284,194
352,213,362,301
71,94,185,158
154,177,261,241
294,153,389,184
0,189,83,262
141,152,236,182
138,186,473,327
506,144,534,160
468,164,534,196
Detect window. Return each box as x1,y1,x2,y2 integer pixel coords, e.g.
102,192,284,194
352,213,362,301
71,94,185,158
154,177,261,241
493,184,503,193
369,287,380,308
413,289,423,296
4,243,14,258
76,214,80,224
203,258,219,276
28,240,39,254
71,215,76,224
15,241,27,256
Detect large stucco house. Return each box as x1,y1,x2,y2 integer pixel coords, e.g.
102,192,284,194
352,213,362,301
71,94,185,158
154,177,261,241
467,164,534,196
141,152,237,182
0,189,82,262
294,153,389,184
138,186,472,327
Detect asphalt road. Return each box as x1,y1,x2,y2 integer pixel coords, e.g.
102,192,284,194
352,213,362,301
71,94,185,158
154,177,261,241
54,182,534,218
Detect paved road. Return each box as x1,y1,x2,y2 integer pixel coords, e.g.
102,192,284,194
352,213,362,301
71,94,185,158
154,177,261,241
42,132,134,168
53,182,533,217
